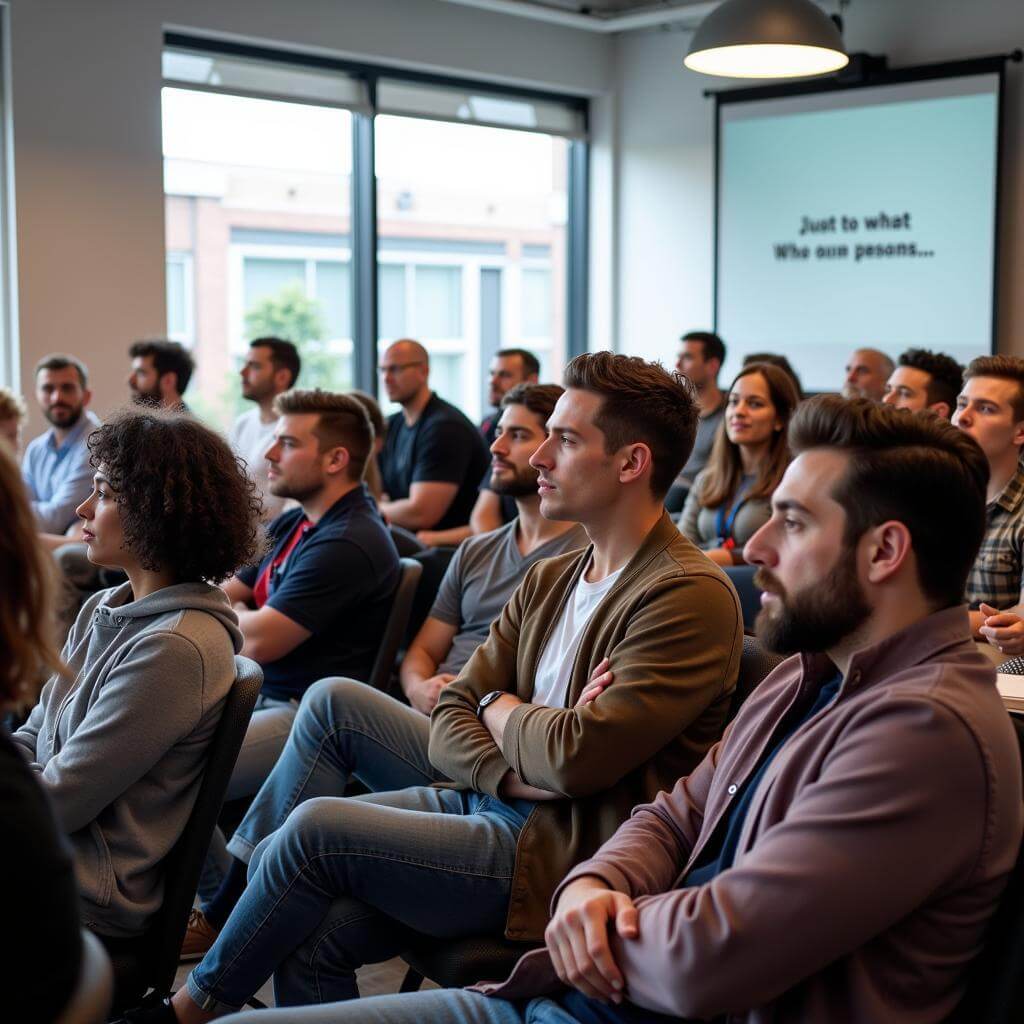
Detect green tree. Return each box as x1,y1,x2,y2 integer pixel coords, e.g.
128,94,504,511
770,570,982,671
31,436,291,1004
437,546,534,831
244,283,352,392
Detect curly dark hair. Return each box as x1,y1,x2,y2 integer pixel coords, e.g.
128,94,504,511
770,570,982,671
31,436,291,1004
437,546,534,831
88,408,265,583
897,348,964,413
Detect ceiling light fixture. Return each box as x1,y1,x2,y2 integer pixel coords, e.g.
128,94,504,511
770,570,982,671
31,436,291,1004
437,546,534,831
685,0,850,79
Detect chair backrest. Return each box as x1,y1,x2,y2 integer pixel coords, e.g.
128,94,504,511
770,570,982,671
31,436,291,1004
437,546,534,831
143,655,263,994
946,715,1024,1023
55,929,113,1024
729,634,784,723
367,557,423,692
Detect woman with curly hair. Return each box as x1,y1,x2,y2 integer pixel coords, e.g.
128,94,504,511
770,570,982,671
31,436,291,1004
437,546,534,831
679,362,799,565
12,407,263,942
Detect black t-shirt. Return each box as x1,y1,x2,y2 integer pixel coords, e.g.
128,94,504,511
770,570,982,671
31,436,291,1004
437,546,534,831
381,393,491,531
0,726,82,1022
237,484,401,702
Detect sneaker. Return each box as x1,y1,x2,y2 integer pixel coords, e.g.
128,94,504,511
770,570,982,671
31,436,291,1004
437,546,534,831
179,907,219,962
109,994,177,1023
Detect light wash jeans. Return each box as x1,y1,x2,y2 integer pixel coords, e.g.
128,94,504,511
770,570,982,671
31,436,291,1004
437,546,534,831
187,679,532,1013
226,679,440,866
218,988,582,1023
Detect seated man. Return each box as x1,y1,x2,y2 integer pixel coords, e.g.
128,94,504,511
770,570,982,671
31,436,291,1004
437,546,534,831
240,396,1023,1024
22,354,100,535
180,383,588,956
841,346,893,402
127,338,194,411
479,347,540,447
378,338,491,533
882,346,963,419
157,352,743,1021
220,388,400,801
0,386,26,452
952,356,1024,657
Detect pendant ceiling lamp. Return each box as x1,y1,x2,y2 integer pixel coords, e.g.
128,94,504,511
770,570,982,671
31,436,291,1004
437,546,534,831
684,0,849,79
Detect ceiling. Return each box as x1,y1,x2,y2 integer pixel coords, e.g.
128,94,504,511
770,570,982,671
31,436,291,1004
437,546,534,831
437,0,723,33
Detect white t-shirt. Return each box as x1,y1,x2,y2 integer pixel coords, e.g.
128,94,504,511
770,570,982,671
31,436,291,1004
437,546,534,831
229,407,288,520
531,564,624,709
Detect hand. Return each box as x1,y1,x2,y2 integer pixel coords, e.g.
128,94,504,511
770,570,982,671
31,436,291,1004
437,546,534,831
978,604,1024,656
406,673,456,716
416,530,441,547
546,877,638,1003
575,658,613,708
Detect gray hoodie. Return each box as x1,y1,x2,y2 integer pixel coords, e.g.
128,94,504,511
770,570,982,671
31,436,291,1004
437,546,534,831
12,582,242,937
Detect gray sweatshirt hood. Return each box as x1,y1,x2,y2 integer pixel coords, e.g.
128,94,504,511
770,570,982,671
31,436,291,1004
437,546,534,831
90,581,243,654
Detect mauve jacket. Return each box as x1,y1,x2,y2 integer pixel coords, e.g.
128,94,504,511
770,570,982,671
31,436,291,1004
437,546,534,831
474,605,1023,1023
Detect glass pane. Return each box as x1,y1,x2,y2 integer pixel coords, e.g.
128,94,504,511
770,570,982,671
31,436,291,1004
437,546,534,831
376,114,568,423
521,267,551,339
414,265,461,339
378,263,406,342
315,261,351,341
162,82,352,431
166,258,188,337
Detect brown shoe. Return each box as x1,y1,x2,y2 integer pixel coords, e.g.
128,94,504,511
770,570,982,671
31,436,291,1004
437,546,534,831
179,907,219,962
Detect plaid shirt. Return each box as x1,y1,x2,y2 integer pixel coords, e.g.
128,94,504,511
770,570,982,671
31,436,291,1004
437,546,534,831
965,463,1024,610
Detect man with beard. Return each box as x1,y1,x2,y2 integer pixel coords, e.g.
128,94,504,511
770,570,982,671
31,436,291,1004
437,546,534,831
181,384,587,957
841,346,893,402
229,337,301,520
22,354,100,533
127,338,194,410
235,398,1023,1024
215,389,399,817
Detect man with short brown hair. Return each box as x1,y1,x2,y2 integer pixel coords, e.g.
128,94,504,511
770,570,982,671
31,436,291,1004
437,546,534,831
166,353,742,1019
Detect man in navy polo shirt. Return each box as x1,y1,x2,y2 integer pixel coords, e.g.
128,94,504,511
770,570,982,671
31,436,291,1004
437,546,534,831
221,388,400,804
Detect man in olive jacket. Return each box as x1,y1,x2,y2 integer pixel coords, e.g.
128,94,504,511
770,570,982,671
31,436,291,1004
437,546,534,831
171,352,743,1018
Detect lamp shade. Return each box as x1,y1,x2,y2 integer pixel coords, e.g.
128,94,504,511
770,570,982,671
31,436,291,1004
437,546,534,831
685,0,849,79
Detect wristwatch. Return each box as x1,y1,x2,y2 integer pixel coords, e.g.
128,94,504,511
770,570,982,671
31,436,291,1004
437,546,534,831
476,690,506,719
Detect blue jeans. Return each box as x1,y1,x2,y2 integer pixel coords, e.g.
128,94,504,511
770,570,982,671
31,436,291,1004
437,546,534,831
226,679,441,866
219,988,581,1022
187,682,532,1013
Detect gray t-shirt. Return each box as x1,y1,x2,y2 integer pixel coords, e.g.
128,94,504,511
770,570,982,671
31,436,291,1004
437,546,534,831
676,398,726,489
429,519,589,676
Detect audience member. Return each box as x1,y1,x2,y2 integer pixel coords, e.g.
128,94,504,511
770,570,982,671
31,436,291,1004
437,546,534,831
665,330,727,512
952,355,1024,655
162,352,742,1020
127,338,194,410
179,384,587,959
219,389,400,803
882,347,963,419
680,362,798,565
12,408,261,944
0,385,26,451
742,350,804,398
22,353,101,534
229,337,301,520
0,443,83,1023
248,397,1023,1024
401,384,587,714
346,389,385,502
479,347,540,446
378,338,490,532
841,346,893,402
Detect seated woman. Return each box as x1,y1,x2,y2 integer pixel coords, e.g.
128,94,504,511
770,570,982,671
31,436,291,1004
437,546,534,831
679,362,799,565
0,442,83,1022
11,407,262,943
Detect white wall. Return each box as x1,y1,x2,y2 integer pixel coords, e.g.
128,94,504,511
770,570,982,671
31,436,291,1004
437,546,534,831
612,0,1024,368
7,0,612,431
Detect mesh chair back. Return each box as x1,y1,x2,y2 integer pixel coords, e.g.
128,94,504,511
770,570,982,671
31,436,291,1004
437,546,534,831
109,655,263,1007
730,634,784,722
946,715,1024,1023
367,558,423,692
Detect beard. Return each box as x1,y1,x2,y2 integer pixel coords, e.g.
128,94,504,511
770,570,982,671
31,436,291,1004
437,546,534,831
754,544,872,655
490,462,540,498
268,473,323,504
131,387,162,407
44,403,84,429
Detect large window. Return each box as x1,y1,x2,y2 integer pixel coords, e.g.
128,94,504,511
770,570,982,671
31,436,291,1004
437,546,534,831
161,41,587,430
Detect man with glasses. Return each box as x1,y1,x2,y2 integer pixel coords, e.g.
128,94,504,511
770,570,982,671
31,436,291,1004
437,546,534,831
378,338,490,532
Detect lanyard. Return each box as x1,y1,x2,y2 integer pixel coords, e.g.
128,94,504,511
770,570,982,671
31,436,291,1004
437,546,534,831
715,477,754,550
